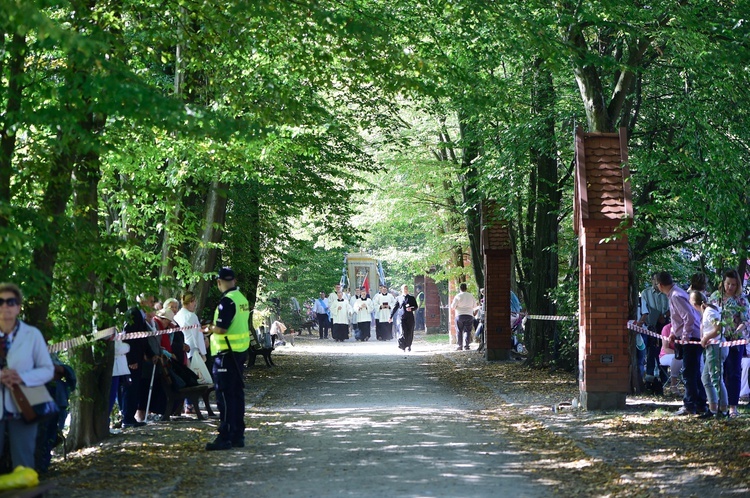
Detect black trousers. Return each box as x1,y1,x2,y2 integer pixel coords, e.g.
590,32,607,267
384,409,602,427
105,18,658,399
213,350,248,443
317,313,330,338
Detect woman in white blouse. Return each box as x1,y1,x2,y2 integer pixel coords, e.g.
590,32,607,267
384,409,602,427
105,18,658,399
0,282,54,470
173,292,211,385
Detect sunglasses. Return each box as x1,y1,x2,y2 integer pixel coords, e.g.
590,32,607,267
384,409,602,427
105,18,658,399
0,297,19,307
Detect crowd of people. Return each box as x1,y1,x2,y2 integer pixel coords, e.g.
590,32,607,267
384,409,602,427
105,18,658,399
117,267,262,451
639,270,750,418
17,264,749,474
114,290,214,429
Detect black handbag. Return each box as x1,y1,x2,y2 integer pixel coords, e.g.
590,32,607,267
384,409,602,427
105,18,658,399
674,342,683,360
170,359,199,389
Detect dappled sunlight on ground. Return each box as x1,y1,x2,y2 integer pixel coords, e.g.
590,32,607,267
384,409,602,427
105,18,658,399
45,332,750,497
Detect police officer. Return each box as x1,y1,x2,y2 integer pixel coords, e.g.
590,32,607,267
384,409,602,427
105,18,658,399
205,267,250,451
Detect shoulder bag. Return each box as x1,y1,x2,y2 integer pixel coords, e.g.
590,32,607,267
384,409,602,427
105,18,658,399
11,384,59,424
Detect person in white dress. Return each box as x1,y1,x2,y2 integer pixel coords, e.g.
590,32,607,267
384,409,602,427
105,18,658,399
353,288,374,341
174,292,212,385
110,333,130,420
330,290,353,342
373,285,396,341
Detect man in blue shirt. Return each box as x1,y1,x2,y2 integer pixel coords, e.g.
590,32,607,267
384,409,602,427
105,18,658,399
313,291,331,339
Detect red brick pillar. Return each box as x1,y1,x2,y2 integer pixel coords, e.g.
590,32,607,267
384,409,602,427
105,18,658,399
481,203,512,360
424,275,441,334
578,225,630,408
574,127,633,410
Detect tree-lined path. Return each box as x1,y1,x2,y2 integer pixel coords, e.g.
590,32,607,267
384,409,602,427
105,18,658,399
7,1,750,466
44,334,750,497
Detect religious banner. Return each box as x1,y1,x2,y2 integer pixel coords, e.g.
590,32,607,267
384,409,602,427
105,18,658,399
346,252,379,296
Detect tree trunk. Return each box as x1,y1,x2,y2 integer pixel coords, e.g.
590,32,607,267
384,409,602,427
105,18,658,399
158,189,182,297
158,17,188,298
191,180,229,311
0,31,25,202
737,233,750,285
66,116,112,450
458,112,484,288
226,182,262,325
628,247,643,393
525,60,560,364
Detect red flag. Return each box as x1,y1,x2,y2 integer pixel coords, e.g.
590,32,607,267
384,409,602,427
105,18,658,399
363,275,370,296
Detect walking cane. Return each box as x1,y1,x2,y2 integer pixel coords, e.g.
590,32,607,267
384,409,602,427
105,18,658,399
144,360,157,421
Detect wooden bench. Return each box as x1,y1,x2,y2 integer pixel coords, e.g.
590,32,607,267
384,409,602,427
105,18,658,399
163,384,213,421
0,482,56,498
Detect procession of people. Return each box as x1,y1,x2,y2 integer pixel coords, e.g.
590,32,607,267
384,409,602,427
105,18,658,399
308,283,423,351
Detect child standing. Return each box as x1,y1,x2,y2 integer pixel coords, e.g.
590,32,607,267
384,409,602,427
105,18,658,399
690,290,728,419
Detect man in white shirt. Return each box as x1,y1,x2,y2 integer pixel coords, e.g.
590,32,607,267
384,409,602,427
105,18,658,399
450,283,477,351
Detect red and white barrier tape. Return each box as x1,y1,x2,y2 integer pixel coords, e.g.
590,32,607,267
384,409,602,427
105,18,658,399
525,314,577,321
47,323,202,354
119,323,201,341
626,320,749,347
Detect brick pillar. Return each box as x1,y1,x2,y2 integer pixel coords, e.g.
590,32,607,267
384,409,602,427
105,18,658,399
424,275,441,334
484,248,511,360
578,224,630,409
574,127,633,410
481,203,512,360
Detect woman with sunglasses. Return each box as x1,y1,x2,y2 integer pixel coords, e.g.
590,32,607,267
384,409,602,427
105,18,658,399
0,282,54,471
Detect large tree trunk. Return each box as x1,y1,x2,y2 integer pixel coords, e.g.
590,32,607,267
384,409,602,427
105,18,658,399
66,115,112,450
191,180,229,311
158,19,189,298
0,32,25,203
226,182,262,324
525,60,560,364
158,187,182,297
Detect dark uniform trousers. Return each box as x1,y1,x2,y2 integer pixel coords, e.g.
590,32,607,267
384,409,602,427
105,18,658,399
213,350,248,443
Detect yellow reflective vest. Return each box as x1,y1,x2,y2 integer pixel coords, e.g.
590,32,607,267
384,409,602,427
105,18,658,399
211,289,251,353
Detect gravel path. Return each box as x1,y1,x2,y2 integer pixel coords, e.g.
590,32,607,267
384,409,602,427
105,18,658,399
41,332,750,497
198,337,544,497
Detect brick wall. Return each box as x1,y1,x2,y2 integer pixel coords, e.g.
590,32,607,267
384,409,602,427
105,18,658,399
481,203,513,360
